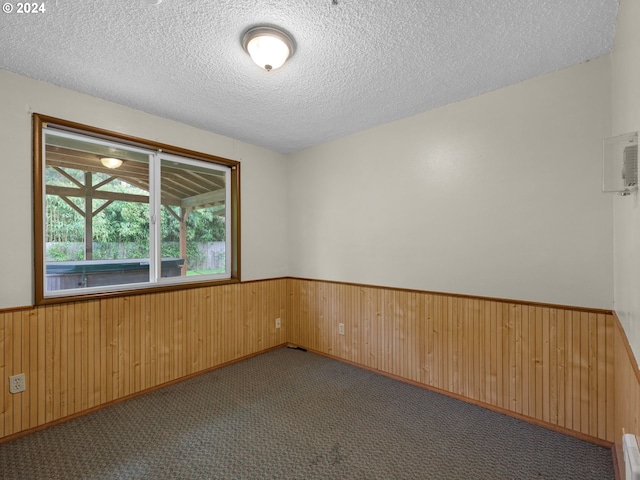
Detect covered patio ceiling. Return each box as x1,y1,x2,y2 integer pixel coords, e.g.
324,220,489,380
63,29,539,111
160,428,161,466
44,141,227,265
45,144,226,213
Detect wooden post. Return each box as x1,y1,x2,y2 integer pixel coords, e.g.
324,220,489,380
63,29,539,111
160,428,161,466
179,207,191,276
84,172,93,260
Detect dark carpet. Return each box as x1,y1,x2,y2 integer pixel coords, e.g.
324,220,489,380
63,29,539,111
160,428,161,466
0,347,614,479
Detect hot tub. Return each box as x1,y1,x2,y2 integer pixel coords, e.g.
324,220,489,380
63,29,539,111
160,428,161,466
46,258,185,291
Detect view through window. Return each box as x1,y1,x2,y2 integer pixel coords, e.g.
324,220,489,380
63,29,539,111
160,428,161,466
34,115,239,303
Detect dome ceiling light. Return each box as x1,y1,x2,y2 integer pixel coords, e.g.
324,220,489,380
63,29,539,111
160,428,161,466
100,157,123,169
242,26,295,72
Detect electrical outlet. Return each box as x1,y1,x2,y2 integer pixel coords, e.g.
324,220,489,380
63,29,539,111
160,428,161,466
275,318,281,329
9,373,25,394
338,323,345,335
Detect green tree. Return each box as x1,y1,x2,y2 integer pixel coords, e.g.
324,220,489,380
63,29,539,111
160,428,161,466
46,166,226,267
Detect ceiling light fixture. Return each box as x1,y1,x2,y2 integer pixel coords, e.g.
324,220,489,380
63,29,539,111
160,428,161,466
100,157,123,169
242,26,295,72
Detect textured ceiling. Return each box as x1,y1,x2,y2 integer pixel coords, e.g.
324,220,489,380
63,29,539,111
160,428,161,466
0,0,619,154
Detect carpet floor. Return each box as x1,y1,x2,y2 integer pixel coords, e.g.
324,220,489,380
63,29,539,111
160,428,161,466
0,347,614,479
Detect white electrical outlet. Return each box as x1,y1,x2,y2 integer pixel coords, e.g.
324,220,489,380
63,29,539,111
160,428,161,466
275,318,281,329
9,373,25,394
338,323,345,335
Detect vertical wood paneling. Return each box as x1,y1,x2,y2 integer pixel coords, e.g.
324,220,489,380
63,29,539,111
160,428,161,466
513,304,522,414
29,310,39,428
53,305,61,422
521,305,530,417
606,316,615,442
542,308,550,424
588,314,597,437
80,303,88,412
535,308,543,422
59,303,68,419
565,310,574,430
44,306,53,423
0,279,625,446
286,279,616,444
549,309,558,425
488,301,497,406
497,304,503,407
474,300,480,400
0,279,288,441
73,303,82,415
481,299,489,403
558,309,568,429
11,312,20,435
614,314,640,459
571,311,581,432
579,312,589,436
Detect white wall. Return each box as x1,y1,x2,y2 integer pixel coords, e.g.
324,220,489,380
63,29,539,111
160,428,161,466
612,0,640,361
288,57,613,309
0,70,289,309
0,51,617,311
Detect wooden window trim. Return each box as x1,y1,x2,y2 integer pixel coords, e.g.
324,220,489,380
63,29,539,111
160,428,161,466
33,113,241,305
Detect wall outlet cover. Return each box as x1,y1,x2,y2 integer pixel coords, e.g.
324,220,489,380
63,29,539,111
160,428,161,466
9,373,25,394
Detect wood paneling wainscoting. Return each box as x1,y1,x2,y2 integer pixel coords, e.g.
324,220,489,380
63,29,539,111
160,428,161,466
614,313,640,475
287,278,616,445
0,279,288,442
3,276,639,451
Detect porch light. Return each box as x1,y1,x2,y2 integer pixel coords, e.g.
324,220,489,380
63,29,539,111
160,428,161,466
101,157,123,169
242,26,295,72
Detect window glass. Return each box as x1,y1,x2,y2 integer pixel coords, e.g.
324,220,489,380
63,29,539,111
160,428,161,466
159,156,229,279
44,130,152,292
36,118,238,303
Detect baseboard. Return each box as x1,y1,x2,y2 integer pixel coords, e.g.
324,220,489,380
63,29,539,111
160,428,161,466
291,344,614,449
612,443,623,480
0,343,287,446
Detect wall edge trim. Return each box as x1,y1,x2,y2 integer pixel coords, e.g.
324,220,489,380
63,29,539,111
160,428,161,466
612,443,622,480
2,276,608,315
613,310,640,385
290,344,614,449
0,276,290,314
287,277,613,315
0,305,34,314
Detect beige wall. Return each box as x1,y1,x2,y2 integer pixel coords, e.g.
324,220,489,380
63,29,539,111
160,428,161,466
0,36,618,313
288,58,613,309
0,13,634,448
612,0,640,364
0,70,290,309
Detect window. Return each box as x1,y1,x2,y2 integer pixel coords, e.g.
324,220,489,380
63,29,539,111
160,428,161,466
33,114,240,304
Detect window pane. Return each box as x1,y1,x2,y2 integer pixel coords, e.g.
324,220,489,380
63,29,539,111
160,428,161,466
44,130,151,293
35,115,239,304
160,158,228,279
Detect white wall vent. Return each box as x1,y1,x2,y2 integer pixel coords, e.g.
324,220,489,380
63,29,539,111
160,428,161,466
603,132,638,196
623,433,640,480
